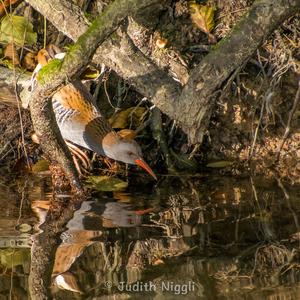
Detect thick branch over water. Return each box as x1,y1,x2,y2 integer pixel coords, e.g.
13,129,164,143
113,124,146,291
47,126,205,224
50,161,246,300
25,0,180,118
25,0,160,189
26,0,300,146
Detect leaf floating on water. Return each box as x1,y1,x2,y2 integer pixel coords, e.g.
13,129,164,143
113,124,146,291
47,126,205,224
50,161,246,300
0,248,30,268
109,107,147,129
31,159,50,173
206,161,233,168
0,15,37,46
86,176,128,192
189,2,216,43
17,223,32,233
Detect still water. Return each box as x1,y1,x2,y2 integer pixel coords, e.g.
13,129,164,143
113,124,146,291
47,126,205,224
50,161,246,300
0,173,299,299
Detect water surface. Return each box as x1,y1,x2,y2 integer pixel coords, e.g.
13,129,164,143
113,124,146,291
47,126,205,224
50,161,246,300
0,173,299,299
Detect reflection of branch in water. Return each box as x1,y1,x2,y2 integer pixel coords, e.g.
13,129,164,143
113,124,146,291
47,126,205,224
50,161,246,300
28,194,85,299
250,177,276,241
276,79,300,161
277,178,300,231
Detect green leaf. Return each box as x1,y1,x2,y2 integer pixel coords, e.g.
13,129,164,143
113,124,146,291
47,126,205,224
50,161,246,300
31,159,50,173
109,107,147,129
206,161,233,168
86,176,128,192
0,248,30,268
80,66,100,80
170,149,198,172
0,15,37,46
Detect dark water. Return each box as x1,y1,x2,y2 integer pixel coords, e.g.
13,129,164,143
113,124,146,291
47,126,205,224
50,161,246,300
0,173,300,299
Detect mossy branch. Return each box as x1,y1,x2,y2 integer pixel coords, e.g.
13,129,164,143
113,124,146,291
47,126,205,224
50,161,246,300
27,0,159,190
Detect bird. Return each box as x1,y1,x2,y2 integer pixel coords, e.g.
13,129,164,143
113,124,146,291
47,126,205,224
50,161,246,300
31,46,157,180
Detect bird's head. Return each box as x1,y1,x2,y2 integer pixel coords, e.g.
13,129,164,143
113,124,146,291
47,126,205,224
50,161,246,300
102,132,157,180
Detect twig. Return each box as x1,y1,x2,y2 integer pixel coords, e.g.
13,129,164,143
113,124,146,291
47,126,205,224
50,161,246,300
249,95,265,159
276,79,300,161
5,2,31,169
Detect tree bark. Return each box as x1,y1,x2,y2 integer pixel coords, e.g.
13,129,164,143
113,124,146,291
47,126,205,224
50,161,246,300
25,0,180,118
25,0,300,146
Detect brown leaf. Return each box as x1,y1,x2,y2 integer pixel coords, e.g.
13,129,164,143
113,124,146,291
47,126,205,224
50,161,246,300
22,51,37,71
4,42,20,66
0,0,21,17
156,37,168,49
117,129,137,139
113,191,132,203
153,259,164,265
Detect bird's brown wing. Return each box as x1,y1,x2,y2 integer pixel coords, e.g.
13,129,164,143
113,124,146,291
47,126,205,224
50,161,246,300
52,81,113,153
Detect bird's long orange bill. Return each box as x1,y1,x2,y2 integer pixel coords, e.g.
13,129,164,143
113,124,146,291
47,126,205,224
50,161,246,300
135,159,157,180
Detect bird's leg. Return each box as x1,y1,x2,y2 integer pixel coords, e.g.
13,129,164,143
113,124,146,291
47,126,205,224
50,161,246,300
65,141,91,175
72,155,83,176
65,141,91,169
102,157,119,176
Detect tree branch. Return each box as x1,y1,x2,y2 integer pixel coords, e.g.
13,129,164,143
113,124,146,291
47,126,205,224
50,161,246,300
26,0,300,147
26,0,161,190
175,0,300,143
25,0,181,118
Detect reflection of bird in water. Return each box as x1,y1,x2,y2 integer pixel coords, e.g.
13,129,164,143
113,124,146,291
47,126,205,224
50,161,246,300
31,45,157,179
102,202,142,228
64,200,152,232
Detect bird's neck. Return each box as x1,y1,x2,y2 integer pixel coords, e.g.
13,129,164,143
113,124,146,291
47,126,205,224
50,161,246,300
101,131,121,159
102,131,120,147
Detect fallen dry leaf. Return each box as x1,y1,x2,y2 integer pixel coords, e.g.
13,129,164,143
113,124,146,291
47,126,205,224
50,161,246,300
23,51,37,71
118,129,137,139
109,107,147,129
4,42,20,66
0,0,21,18
156,37,168,49
189,2,216,44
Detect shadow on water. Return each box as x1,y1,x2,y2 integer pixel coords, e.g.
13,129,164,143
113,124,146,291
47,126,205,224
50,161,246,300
0,173,300,299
